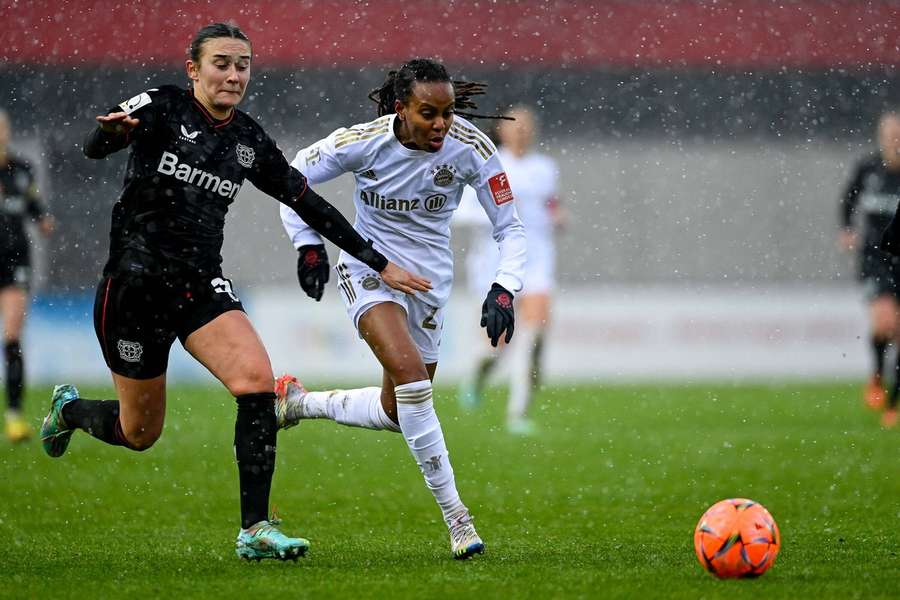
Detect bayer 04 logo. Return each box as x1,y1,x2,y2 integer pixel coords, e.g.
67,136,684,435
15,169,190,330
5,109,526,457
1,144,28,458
235,143,255,168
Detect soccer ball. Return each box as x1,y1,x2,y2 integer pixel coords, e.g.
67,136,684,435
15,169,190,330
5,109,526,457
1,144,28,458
693,498,780,578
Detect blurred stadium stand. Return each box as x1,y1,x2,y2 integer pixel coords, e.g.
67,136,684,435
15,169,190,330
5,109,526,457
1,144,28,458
1,0,896,381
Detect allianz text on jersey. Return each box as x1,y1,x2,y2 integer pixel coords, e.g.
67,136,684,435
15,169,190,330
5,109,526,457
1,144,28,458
360,190,447,213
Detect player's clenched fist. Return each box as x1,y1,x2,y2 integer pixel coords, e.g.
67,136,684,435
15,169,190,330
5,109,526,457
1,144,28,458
296,244,330,301
481,283,515,347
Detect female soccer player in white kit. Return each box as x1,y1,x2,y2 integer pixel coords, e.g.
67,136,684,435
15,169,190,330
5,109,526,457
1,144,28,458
276,59,526,559
456,106,563,434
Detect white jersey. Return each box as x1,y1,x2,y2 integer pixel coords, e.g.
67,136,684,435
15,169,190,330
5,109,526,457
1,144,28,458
497,148,558,242
456,148,559,293
281,114,526,307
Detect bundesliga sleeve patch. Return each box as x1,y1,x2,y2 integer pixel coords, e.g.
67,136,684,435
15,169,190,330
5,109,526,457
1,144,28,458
118,92,152,115
488,172,514,205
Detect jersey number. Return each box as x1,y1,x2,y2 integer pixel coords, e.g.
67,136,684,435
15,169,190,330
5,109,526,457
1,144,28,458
421,306,438,330
211,277,239,302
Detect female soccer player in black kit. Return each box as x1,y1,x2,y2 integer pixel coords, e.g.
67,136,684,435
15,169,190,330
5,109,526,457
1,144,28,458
38,23,429,560
0,109,54,443
840,110,900,428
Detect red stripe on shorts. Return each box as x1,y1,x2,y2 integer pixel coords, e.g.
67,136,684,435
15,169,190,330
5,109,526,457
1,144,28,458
100,277,113,363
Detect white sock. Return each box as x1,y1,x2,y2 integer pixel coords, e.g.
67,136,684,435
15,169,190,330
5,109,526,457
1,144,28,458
294,387,399,432
508,325,540,423
395,380,464,521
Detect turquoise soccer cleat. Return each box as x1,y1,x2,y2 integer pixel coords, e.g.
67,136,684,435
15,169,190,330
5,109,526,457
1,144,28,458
40,384,80,458
506,418,539,436
457,382,481,410
235,519,310,562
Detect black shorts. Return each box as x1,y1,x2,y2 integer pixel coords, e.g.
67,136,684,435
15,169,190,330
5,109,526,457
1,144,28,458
0,250,31,291
93,270,244,379
860,248,900,301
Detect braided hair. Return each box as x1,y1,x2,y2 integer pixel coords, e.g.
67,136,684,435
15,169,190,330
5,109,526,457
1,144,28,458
368,58,512,121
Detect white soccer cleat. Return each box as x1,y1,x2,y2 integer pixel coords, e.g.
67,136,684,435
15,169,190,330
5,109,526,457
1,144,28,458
274,374,307,430
448,509,485,560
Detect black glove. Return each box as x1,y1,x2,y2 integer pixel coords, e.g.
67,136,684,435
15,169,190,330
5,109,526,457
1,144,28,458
296,244,330,301
481,283,515,347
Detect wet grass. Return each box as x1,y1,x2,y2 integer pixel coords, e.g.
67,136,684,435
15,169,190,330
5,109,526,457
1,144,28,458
1,381,898,598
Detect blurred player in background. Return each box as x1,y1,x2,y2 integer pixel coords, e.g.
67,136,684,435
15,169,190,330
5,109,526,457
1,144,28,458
0,109,54,443
277,59,526,559
839,109,900,428
456,105,562,435
37,23,422,560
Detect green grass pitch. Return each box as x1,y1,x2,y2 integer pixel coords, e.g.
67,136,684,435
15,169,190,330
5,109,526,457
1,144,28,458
1,381,898,598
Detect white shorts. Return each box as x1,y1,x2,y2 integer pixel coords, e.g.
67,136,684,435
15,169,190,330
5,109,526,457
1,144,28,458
466,232,555,295
522,235,555,294
334,260,443,363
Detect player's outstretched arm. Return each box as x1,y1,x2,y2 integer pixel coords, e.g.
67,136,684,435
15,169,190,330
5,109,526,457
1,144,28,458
380,262,432,295
96,111,140,134
285,186,388,268
83,111,140,159
255,139,431,294
275,174,431,294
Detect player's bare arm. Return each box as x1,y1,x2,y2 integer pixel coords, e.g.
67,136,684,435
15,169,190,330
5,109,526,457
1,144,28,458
838,227,857,251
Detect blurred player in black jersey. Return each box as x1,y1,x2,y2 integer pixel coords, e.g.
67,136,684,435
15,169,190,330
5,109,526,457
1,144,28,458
840,110,900,428
0,109,54,443
38,22,429,560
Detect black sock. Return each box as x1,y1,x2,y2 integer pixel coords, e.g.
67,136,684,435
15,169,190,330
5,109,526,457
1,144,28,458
873,337,888,378
235,392,277,529
4,340,23,411
890,354,900,410
62,399,129,446
474,355,497,393
531,332,545,389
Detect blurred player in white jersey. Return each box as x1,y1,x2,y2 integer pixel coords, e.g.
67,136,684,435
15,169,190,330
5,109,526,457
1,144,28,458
276,59,526,559
456,106,562,435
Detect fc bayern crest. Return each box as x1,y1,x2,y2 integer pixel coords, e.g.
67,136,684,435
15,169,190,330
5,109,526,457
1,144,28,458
431,164,457,186
236,143,256,168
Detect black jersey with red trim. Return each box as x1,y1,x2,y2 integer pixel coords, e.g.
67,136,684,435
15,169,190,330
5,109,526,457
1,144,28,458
841,154,900,251
0,155,45,256
89,85,310,276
